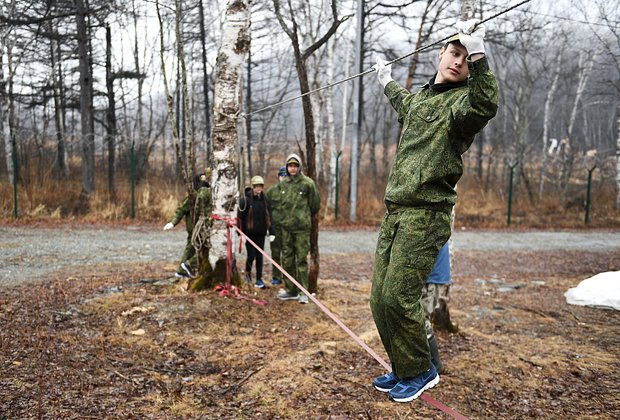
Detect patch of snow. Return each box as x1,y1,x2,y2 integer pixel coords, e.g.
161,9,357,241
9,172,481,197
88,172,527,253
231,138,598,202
564,271,620,311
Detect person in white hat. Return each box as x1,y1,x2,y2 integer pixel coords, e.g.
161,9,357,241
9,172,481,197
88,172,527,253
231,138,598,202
238,175,275,289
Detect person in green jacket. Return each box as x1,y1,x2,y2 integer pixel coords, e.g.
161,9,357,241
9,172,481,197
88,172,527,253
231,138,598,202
163,172,211,278
370,19,498,403
276,154,320,304
265,166,288,286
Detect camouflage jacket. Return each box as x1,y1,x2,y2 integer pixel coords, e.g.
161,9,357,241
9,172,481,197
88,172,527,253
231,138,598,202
265,182,286,230
384,57,498,213
169,196,192,233
169,187,212,233
278,173,320,231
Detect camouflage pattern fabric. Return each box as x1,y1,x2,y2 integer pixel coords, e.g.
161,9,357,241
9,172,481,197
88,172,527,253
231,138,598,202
383,58,498,213
266,183,286,280
421,283,451,336
370,208,451,378
281,229,310,294
269,228,283,280
169,195,193,273
278,173,320,231
278,172,319,293
170,196,192,233
371,57,498,379
186,186,213,269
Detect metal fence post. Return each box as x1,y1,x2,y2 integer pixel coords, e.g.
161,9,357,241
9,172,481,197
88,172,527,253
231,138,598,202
507,160,518,226
335,150,342,220
12,134,18,219
130,141,136,220
585,165,596,224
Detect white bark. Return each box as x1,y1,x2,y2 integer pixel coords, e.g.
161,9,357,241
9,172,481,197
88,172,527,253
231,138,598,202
617,104,620,209
209,0,250,270
568,53,594,139
539,55,562,198
1,13,14,186
325,37,337,212
309,82,323,184
350,0,364,222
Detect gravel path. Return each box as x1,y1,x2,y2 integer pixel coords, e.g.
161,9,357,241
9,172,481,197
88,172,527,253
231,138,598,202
1,225,619,285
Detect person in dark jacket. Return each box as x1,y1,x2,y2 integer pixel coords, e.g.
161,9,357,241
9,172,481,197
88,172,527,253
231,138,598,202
238,175,275,289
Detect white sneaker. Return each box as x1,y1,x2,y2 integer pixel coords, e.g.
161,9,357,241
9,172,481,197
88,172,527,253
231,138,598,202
277,290,299,301
181,262,194,277
298,294,309,304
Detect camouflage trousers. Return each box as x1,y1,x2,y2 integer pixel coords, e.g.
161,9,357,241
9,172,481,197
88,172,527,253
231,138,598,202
281,229,310,294
422,283,451,337
178,231,195,273
370,208,451,378
270,227,284,280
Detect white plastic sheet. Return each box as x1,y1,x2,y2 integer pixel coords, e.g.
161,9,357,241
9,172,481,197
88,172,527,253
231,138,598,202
564,271,620,311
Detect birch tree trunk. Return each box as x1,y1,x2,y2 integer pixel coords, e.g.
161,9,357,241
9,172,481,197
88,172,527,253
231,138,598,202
350,0,364,222
539,55,561,199
325,37,338,215
617,104,620,210
1,15,15,186
208,0,250,276
561,52,594,203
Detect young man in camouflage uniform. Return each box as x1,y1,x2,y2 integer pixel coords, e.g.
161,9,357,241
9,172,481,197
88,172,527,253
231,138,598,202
163,172,211,278
370,19,498,402
276,154,320,304
265,166,288,286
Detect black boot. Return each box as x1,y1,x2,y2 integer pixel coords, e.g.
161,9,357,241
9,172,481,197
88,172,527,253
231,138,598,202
428,334,444,374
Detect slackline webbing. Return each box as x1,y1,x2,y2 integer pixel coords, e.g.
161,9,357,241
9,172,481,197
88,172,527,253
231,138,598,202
213,217,468,419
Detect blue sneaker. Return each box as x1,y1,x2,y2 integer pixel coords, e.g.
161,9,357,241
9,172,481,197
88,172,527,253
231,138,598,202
373,371,399,392
254,279,266,289
271,278,282,285
388,364,439,403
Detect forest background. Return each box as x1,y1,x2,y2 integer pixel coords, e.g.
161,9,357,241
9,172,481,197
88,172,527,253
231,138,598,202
1,0,619,229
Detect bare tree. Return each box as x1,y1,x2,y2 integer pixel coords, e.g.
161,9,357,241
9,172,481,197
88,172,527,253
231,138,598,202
272,0,348,293
208,0,250,281
74,0,95,199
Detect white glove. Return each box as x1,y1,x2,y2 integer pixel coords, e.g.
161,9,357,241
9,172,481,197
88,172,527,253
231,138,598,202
163,222,174,231
372,55,393,88
455,19,486,56
269,235,275,243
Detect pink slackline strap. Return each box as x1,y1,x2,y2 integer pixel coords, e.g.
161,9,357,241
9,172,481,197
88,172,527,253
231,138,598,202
230,223,468,419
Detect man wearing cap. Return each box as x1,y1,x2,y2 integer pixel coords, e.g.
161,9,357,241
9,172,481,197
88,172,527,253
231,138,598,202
238,175,275,289
370,19,498,402
265,166,288,286
276,154,320,304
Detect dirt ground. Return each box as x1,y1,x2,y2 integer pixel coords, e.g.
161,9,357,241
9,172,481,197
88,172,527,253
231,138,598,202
1,245,619,419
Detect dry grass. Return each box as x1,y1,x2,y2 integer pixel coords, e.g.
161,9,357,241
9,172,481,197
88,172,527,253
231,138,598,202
1,251,619,418
1,160,618,229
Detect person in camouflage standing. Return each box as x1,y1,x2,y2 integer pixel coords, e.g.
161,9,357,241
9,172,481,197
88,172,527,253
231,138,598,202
184,175,212,274
163,172,210,278
265,166,288,286
276,154,320,304
370,19,498,402
422,242,452,374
